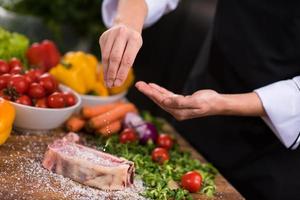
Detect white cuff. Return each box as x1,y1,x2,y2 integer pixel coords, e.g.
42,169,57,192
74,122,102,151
101,0,179,28
102,0,118,28
255,77,300,149
144,0,179,28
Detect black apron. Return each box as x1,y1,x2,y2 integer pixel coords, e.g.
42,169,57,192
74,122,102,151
175,0,300,199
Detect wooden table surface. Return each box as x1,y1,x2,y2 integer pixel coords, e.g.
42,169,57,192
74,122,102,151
0,123,244,200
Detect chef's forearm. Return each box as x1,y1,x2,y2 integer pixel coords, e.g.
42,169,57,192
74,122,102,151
113,0,148,33
219,92,266,117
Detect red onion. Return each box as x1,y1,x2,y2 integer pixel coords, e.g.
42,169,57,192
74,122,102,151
123,112,145,129
136,122,158,145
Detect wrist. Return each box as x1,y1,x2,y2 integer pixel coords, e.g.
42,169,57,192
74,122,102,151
113,0,148,33
219,92,266,117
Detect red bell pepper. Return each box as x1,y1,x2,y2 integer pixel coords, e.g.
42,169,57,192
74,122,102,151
26,40,61,72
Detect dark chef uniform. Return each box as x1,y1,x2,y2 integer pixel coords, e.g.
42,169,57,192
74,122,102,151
176,0,300,199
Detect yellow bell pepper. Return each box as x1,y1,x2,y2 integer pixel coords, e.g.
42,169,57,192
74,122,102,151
50,51,99,94
0,98,15,145
108,68,135,95
50,63,86,94
93,81,109,96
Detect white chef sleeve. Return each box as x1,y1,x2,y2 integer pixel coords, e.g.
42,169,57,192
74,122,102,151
254,76,300,149
101,0,179,28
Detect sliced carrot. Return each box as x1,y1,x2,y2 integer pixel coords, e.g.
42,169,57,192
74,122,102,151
96,120,122,137
81,102,124,119
66,116,86,132
89,103,137,129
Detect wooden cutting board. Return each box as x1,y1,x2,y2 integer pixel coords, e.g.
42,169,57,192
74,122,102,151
0,123,245,200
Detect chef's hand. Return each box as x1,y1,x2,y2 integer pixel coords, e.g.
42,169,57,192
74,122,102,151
99,25,142,88
135,81,266,120
99,0,147,88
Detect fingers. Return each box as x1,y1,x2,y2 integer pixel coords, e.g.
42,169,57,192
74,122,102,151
99,31,116,82
107,33,128,87
115,36,142,86
135,81,167,104
136,82,205,120
148,83,174,96
99,25,143,88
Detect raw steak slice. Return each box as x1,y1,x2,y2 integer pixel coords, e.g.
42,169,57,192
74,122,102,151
42,137,135,190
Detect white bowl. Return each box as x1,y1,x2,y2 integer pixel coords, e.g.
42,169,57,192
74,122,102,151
80,91,127,106
12,84,81,131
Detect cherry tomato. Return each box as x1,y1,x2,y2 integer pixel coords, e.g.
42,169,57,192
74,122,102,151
10,66,22,74
151,147,169,164
157,134,174,150
33,69,44,78
0,60,10,75
181,171,202,193
39,73,58,94
26,69,44,82
0,74,11,90
15,95,32,106
28,83,46,99
7,74,29,94
24,73,34,84
119,128,137,143
8,58,22,68
47,92,65,108
35,98,48,108
62,92,76,107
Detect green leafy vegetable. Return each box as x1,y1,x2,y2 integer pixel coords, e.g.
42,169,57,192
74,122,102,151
87,113,217,200
0,26,29,63
3,0,105,53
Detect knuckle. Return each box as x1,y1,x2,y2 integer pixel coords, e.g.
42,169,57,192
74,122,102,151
107,69,117,79
117,71,127,80
122,56,133,67
118,26,127,35
174,99,183,107
131,34,143,46
110,54,121,63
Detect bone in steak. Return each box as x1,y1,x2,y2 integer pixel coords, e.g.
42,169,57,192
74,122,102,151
42,134,135,191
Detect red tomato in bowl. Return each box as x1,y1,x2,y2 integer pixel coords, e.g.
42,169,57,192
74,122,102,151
24,73,34,84
15,95,32,106
151,147,169,164
47,92,65,108
39,73,58,94
26,69,44,82
35,98,48,108
119,128,137,143
28,83,46,99
0,60,10,75
8,58,22,68
7,74,29,94
0,74,11,90
63,92,77,107
181,171,202,193
10,66,22,74
157,134,173,150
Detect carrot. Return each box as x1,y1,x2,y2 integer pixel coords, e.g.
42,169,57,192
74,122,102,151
66,116,86,132
89,103,137,129
81,102,124,119
96,120,122,137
